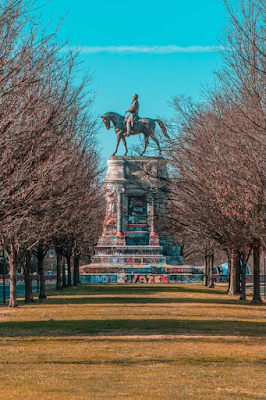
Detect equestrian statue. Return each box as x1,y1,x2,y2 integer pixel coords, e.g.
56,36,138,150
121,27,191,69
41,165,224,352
101,94,169,157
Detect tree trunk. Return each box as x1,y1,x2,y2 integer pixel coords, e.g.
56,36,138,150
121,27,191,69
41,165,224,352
66,255,72,286
252,243,262,304
240,252,247,301
208,253,215,288
2,253,6,305
204,254,208,286
37,244,46,299
73,253,80,286
235,251,241,294
62,256,67,288
56,248,62,291
8,243,18,308
24,252,34,303
229,250,237,295
227,251,231,294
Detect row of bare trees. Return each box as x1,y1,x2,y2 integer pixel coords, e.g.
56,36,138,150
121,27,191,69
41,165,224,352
159,0,266,304
0,0,104,307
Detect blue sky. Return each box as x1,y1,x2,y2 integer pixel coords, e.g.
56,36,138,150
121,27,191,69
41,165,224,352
38,0,226,161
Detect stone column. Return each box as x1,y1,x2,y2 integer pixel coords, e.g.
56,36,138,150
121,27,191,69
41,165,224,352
149,195,160,246
116,186,126,245
123,193,128,236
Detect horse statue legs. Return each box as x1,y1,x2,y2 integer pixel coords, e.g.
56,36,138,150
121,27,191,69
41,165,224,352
111,130,128,156
121,136,128,155
140,132,162,157
141,136,149,156
150,133,162,157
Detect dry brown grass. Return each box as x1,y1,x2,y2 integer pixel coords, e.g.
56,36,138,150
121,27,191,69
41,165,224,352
0,284,266,399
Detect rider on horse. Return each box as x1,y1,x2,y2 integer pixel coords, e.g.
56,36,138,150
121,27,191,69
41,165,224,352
125,94,139,136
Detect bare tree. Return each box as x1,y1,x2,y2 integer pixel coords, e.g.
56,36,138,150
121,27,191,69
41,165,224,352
0,0,103,307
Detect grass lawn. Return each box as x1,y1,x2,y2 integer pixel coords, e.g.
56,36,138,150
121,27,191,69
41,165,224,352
0,284,266,399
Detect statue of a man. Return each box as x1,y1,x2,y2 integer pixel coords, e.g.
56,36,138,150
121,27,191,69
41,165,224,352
125,94,139,136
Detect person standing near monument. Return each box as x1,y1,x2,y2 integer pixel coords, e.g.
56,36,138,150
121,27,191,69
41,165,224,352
125,94,139,136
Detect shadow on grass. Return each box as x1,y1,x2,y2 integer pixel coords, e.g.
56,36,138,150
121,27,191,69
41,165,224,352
38,296,248,306
46,284,227,297
0,318,265,337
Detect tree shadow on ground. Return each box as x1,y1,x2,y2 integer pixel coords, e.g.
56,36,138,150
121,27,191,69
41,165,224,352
34,296,250,306
46,284,227,296
0,318,265,337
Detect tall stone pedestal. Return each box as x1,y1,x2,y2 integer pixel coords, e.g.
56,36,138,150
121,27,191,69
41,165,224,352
82,156,183,282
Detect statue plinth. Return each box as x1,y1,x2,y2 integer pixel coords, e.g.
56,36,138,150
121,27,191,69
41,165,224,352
81,156,183,282
104,156,167,244
86,156,167,266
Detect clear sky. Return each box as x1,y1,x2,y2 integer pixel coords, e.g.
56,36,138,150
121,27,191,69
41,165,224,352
38,0,226,161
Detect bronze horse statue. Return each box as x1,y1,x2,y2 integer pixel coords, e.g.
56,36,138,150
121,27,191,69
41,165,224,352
101,112,169,156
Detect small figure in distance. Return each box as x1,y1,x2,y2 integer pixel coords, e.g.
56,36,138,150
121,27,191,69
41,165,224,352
125,94,140,136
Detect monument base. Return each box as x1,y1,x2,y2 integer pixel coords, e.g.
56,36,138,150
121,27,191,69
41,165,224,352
81,156,195,283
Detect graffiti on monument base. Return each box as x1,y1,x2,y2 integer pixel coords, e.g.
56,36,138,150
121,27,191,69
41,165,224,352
83,275,117,284
117,274,169,283
132,274,168,283
81,273,234,284
83,267,121,274
168,274,204,283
